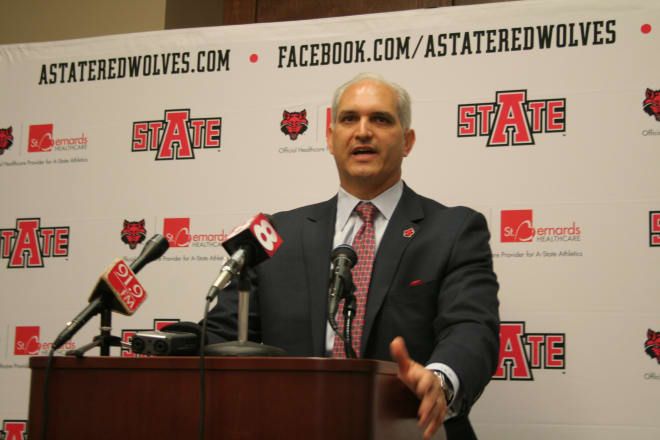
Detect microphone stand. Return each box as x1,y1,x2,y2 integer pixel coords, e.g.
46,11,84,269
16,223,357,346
65,306,128,358
204,270,286,356
342,293,357,359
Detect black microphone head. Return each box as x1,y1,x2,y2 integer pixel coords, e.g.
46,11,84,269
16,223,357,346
331,244,357,268
131,234,169,273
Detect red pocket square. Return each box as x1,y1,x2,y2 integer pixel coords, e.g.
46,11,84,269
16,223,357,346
409,279,423,287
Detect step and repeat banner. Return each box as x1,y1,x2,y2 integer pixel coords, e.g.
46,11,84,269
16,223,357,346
1,0,659,437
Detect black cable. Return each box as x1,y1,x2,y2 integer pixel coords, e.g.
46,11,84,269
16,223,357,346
198,292,213,440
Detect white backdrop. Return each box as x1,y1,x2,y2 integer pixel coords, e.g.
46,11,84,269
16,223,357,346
1,0,659,438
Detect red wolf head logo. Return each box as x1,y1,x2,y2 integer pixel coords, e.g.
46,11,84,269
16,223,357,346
0,127,13,155
645,329,660,363
121,219,146,249
643,89,660,122
280,110,308,140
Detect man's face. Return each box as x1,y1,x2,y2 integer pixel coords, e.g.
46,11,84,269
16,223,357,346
327,79,415,198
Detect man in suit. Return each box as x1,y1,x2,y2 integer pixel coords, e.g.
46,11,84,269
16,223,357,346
206,72,500,439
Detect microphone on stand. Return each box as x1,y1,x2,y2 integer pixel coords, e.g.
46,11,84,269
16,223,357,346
52,234,169,351
206,213,282,301
327,244,357,330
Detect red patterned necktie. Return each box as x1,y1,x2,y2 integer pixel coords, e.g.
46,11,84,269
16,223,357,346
332,202,377,358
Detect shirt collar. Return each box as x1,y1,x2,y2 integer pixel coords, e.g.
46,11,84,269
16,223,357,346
336,180,404,229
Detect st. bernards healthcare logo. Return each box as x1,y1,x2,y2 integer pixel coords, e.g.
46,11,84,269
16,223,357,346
1,420,27,440
163,217,227,248
0,218,70,268
501,209,581,243
494,321,566,380
650,211,660,247
14,325,74,355
458,90,566,146
28,124,88,152
131,109,221,160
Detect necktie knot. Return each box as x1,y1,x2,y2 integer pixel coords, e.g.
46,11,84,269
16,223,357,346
355,202,377,224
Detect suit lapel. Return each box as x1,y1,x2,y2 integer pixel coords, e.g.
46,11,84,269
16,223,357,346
302,196,337,356
361,184,424,354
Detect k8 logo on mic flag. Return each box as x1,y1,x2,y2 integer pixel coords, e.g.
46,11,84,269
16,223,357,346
132,109,221,160
458,90,566,146
0,218,70,268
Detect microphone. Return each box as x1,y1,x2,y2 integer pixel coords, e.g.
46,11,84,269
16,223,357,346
327,244,357,329
207,213,282,300
52,234,169,351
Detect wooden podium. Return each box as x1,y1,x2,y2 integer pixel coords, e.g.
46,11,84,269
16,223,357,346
28,356,420,440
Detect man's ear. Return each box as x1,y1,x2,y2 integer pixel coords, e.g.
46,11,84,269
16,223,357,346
327,123,335,155
403,129,415,157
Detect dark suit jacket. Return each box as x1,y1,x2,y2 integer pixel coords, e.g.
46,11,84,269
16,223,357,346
205,183,499,436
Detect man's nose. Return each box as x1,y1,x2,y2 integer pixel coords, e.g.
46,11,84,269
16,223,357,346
355,117,372,140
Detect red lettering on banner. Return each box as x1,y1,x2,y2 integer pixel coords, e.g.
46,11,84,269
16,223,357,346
458,105,476,136
10,219,43,268
650,212,660,246
494,322,532,380
547,100,566,131
489,91,532,146
53,228,69,256
546,335,565,368
132,110,221,160
458,90,566,146
1,219,69,268
1,420,28,440
1,229,16,258
190,119,205,147
40,228,55,257
132,122,149,151
205,119,221,147
158,110,193,160
526,334,545,368
494,322,566,380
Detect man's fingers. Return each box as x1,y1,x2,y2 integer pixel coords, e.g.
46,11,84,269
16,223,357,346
389,336,412,375
416,371,440,423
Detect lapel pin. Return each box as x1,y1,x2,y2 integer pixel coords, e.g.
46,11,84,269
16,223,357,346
403,227,415,238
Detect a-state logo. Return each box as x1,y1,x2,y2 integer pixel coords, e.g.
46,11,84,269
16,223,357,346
121,319,180,357
458,90,566,146
649,211,660,247
0,218,69,268
494,321,565,380
0,127,14,155
1,420,27,440
280,110,308,140
132,109,221,160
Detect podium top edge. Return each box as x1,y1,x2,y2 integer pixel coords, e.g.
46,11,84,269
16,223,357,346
29,356,399,374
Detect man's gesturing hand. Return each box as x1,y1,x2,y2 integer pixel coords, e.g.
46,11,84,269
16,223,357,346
390,336,447,440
